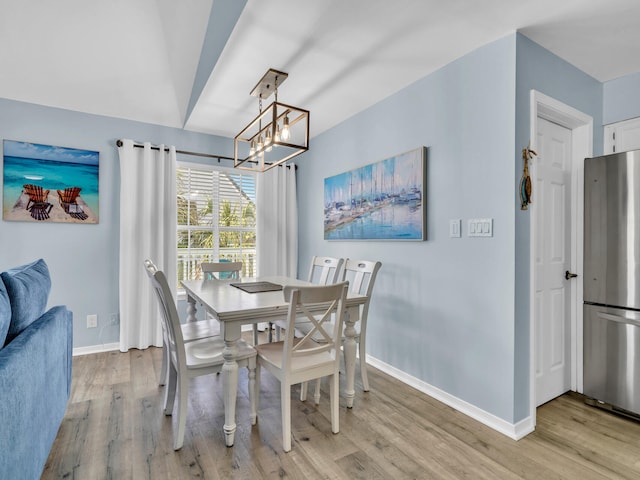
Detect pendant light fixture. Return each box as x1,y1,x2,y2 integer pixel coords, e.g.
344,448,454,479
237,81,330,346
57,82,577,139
234,69,310,172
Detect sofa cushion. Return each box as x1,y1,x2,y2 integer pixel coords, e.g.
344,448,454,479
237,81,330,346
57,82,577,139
1,259,51,342
0,279,10,347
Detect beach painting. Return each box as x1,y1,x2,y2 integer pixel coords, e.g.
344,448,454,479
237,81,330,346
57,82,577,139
3,140,99,223
324,147,426,240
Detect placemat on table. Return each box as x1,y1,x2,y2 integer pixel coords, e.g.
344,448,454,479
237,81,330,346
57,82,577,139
230,281,283,293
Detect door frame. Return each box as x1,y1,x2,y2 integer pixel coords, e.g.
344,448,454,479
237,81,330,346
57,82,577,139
528,90,593,425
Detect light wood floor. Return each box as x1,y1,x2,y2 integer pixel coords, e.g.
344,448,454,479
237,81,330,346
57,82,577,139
43,337,640,479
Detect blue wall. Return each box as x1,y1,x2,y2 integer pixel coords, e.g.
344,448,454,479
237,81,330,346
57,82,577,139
603,71,640,125
298,33,609,425
298,35,520,422
0,98,230,349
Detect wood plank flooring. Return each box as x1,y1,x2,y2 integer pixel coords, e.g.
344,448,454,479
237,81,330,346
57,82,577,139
43,337,640,479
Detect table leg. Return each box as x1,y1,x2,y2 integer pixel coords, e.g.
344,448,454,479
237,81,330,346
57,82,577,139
343,306,358,408
222,323,241,446
185,294,197,323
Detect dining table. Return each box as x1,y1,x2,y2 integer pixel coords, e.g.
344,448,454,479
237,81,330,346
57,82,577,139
180,275,367,447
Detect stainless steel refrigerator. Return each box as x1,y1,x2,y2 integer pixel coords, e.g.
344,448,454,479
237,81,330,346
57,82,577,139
584,149,640,418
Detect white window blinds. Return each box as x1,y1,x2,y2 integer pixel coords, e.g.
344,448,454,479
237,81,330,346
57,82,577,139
177,165,257,284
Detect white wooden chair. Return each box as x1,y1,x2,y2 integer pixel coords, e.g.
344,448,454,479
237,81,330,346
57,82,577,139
144,259,257,450
253,281,349,452
146,260,222,387
273,256,344,341
299,259,382,403
200,261,265,345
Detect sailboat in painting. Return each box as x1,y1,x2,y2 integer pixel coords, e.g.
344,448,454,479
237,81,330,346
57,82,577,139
323,147,426,240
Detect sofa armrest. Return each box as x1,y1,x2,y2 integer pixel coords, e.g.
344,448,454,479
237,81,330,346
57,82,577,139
0,305,73,480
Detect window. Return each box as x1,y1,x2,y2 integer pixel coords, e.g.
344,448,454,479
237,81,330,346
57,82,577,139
177,163,257,285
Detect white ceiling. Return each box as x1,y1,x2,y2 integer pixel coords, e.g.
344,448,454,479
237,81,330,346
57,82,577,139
2,0,640,140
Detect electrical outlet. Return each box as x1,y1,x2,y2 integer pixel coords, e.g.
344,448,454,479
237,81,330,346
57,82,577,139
87,314,98,328
110,313,119,325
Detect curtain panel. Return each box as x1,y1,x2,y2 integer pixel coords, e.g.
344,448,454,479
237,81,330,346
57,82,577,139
118,140,177,352
256,165,298,277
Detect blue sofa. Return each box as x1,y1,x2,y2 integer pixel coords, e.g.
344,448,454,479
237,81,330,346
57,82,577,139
0,259,73,480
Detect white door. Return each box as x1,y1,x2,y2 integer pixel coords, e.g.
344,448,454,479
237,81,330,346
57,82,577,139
534,117,573,406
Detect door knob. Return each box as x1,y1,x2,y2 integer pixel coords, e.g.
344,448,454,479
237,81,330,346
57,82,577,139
565,270,578,280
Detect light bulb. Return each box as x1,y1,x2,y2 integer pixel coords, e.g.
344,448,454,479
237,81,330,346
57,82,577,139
275,124,281,143
249,139,256,156
281,115,290,141
265,129,272,152
257,135,264,151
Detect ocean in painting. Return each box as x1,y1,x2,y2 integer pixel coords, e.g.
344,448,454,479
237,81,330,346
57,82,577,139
324,201,423,240
324,147,425,240
3,141,99,219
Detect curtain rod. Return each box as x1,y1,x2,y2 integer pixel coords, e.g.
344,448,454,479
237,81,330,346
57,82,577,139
115,139,234,162
115,139,296,169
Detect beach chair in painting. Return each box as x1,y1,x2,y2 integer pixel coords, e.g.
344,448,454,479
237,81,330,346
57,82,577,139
57,186,87,220
22,184,53,221
23,184,49,210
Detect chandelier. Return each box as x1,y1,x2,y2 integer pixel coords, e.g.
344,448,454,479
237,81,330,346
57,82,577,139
234,69,310,172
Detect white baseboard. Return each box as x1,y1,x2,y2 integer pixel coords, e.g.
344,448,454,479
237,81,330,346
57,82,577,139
366,354,535,440
73,342,120,356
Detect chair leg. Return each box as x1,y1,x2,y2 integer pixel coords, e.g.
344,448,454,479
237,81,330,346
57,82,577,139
268,322,273,343
254,362,262,422
314,378,321,405
159,341,168,386
358,341,370,392
164,362,177,415
252,324,259,346
300,382,308,401
275,324,281,342
329,374,339,434
173,374,189,450
248,360,257,425
281,382,292,452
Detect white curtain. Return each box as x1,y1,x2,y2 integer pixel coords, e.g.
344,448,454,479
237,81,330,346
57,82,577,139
256,165,298,277
118,140,177,352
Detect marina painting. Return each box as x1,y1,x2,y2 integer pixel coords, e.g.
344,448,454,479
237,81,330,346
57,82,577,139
3,140,99,223
324,147,426,240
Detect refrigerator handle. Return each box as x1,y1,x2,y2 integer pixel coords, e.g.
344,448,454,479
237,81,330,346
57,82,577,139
597,311,640,328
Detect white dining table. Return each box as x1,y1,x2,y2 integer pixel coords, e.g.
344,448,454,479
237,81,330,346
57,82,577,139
180,275,366,447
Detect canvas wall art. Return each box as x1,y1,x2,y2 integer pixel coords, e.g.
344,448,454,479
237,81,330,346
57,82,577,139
324,146,426,240
3,140,99,223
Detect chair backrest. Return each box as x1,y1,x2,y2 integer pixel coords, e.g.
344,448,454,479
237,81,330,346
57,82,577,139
24,184,47,202
282,281,349,368
60,187,81,203
342,259,381,297
201,261,242,280
342,259,382,337
307,256,344,285
144,259,186,366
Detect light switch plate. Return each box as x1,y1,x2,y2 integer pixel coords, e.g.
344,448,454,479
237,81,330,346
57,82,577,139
449,219,461,238
468,218,493,237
